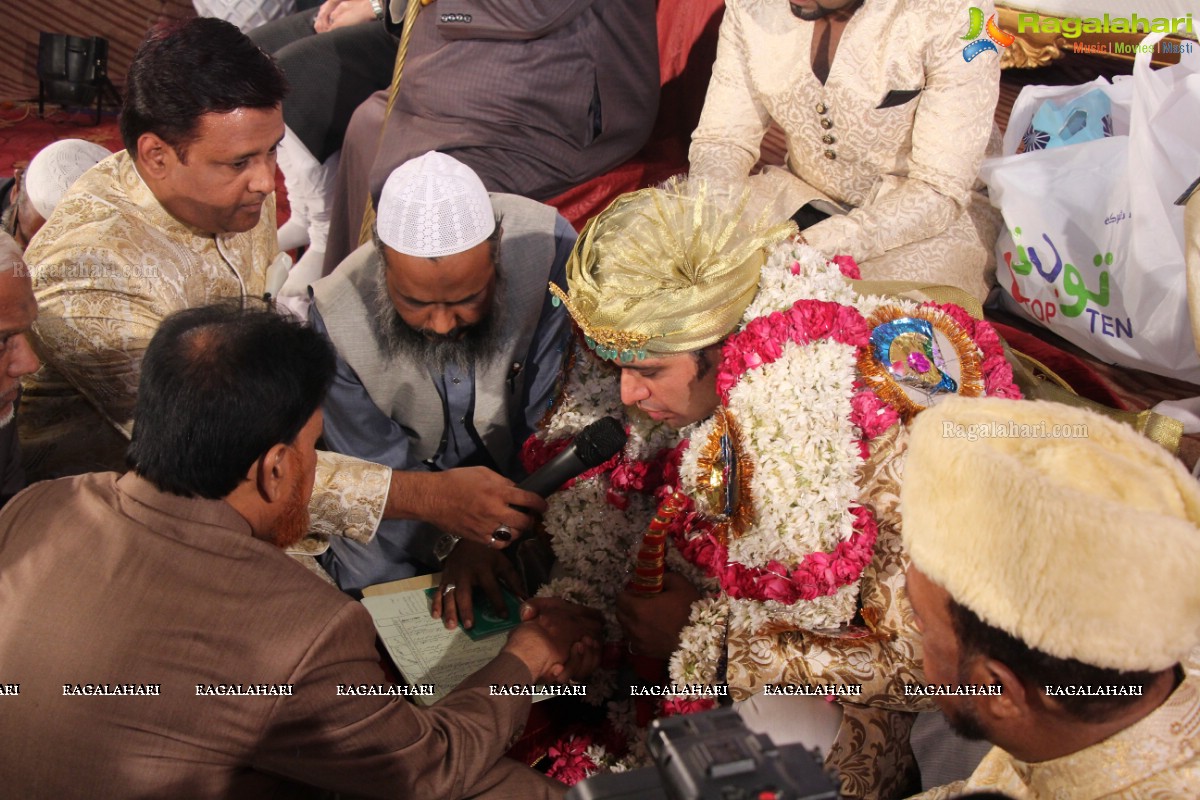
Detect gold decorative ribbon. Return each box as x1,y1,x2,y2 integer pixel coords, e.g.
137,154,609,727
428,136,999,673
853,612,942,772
357,0,424,246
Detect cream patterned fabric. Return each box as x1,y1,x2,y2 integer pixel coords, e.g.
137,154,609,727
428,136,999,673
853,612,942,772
690,0,1002,302
23,152,274,461
21,150,388,551
911,656,1200,799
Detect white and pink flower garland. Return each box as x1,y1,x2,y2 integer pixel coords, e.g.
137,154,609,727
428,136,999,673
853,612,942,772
667,260,890,687
527,240,1021,782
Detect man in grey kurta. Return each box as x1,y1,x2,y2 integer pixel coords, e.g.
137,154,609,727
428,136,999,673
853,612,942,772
310,153,573,622
323,0,658,271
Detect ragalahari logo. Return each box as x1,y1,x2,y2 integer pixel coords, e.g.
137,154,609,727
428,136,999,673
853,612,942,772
962,7,1015,61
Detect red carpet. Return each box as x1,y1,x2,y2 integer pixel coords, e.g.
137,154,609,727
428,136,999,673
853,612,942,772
989,320,1126,409
0,102,123,176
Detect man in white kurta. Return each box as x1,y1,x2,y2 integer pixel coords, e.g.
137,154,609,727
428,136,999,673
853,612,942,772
690,0,1002,302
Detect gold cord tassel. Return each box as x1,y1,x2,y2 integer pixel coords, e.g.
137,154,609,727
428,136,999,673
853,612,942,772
357,0,423,246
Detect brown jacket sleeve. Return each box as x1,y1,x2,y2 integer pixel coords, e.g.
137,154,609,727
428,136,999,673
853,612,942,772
252,601,543,799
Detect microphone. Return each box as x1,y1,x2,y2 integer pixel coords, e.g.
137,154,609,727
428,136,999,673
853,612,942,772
518,416,627,497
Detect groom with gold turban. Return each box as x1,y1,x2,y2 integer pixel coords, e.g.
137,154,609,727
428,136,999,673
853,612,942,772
526,178,1023,796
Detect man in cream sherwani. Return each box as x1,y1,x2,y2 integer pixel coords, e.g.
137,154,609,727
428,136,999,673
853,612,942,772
690,0,1002,302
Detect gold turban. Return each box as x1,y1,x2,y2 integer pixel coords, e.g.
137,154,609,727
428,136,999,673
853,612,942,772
550,179,797,362
903,396,1200,672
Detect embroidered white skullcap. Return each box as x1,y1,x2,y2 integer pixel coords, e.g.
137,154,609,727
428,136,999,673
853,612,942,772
376,151,495,258
903,396,1200,672
24,139,111,220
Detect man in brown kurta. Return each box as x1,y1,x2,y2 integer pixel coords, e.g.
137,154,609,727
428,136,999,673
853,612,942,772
0,303,598,798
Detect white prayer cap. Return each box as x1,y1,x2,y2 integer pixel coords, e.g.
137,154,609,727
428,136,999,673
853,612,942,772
376,151,495,258
903,396,1200,672
24,139,112,220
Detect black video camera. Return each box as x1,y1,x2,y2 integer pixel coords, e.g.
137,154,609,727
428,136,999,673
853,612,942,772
565,706,840,800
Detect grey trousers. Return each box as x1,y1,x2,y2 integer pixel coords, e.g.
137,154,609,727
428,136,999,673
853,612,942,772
248,9,397,162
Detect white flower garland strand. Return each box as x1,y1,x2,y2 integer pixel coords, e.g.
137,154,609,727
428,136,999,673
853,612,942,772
669,241,875,685
669,596,729,686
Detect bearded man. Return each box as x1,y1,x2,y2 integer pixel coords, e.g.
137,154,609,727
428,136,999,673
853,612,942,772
0,233,40,504
526,178,1022,797
310,151,575,621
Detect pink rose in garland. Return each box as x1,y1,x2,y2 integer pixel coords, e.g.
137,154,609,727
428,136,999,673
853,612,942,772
660,695,717,717
546,735,599,786
832,254,862,279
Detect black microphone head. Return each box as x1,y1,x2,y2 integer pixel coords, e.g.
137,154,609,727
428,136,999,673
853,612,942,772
574,416,627,467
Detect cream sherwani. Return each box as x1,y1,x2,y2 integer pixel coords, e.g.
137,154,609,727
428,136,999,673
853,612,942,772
21,151,390,552
913,658,1200,799
690,0,1002,302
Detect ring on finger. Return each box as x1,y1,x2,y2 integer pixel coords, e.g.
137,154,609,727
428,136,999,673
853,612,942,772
442,583,457,596
492,523,514,543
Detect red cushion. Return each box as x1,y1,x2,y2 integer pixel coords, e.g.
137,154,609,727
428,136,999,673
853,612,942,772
990,322,1126,409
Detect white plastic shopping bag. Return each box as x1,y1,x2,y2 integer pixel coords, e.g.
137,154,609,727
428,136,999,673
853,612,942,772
1000,76,1134,156
981,33,1200,383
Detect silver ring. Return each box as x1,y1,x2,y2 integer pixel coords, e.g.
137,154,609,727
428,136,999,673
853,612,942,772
492,524,514,543
442,583,456,596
